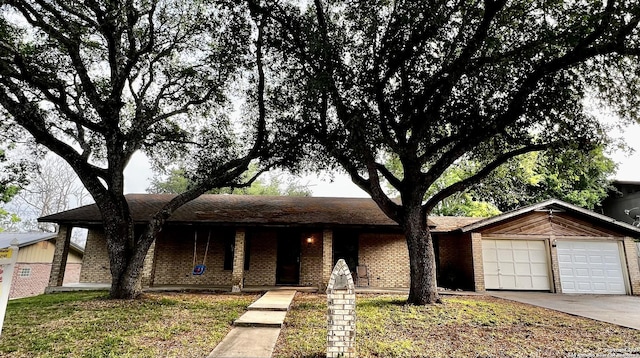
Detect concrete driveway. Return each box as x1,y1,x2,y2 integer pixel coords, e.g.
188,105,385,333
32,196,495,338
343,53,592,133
490,291,640,330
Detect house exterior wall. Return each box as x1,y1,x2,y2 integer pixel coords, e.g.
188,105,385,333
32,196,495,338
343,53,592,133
243,230,277,286
16,240,54,263
623,237,640,295
80,229,111,283
67,250,83,263
7,235,84,299
322,229,333,288
436,232,474,290
63,262,82,285
10,263,51,299
10,261,82,299
299,231,323,286
470,233,485,292
79,226,412,289
359,232,409,288
152,227,233,286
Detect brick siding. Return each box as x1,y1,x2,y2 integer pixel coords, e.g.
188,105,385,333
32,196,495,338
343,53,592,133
10,262,82,299
322,230,333,288
624,237,640,295
470,233,485,292
153,227,233,286
81,226,414,288
244,230,278,286
80,229,111,283
10,263,51,299
62,263,82,285
359,232,409,288
299,231,323,286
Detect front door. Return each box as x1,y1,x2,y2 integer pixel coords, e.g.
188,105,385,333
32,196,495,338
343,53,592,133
276,233,300,285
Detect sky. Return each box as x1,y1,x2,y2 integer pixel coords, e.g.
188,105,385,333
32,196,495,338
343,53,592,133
123,120,640,198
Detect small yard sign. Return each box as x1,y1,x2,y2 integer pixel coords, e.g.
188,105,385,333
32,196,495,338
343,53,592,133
0,240,19,336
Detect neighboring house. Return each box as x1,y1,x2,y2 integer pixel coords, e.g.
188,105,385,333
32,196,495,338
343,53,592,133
39,195,640,296
0,232,84,299
600,180,640,226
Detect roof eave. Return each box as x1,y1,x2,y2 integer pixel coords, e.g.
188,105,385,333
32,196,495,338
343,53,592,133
459,198,640,235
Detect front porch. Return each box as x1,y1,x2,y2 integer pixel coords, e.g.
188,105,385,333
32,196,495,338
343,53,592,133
46,224,412,294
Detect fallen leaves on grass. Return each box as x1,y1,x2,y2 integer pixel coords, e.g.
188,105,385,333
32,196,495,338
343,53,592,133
0,291,259,358
274,294,640,358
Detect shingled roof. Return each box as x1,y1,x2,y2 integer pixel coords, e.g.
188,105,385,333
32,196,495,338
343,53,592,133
39,194,484,231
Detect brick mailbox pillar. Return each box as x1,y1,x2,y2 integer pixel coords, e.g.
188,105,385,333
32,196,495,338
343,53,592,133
326,259,356,358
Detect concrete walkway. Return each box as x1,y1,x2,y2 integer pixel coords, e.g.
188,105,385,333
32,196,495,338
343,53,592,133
491,291,640,330
208,290,297,358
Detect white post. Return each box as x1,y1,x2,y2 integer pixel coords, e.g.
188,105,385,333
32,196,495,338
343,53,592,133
0,239,19,337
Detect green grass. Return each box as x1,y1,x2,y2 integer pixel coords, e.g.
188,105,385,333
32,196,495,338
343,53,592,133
0,291,259,358
273,294,640,358
4,292,640,358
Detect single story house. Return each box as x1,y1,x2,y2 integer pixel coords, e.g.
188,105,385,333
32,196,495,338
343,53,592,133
39,195,640,295
0,232,84,299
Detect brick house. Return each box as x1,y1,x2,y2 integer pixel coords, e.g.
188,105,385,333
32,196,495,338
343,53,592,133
0,232,83,299
40,195,640,295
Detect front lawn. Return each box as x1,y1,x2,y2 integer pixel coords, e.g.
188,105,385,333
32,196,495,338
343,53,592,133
0,291,258,358
274,293,640,358
2,291,639,357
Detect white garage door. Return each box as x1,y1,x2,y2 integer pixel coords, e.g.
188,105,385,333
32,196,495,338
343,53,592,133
483,239,550,290
557,241,626,294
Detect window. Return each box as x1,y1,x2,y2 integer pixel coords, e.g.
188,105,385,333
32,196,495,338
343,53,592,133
18,267,31,277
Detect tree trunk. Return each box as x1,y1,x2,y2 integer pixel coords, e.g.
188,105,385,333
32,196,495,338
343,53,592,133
102,213,137,299
403,207,440,305
105,220,162,299
102,192,201,299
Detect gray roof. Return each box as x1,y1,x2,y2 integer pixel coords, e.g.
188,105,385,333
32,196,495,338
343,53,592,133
459,198,640,235
0,232,84,254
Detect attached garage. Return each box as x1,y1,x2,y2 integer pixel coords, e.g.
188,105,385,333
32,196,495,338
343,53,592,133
482,239,550,290
556,240,626,294
463,199,640,295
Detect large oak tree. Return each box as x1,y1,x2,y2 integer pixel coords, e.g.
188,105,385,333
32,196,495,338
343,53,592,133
0,0,275,298
253,0,640,304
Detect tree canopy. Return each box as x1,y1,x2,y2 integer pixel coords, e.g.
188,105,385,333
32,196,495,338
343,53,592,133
0,143,31,231
147,166,312,196
252,0,640,304
407,146,616,217
0,0,277,298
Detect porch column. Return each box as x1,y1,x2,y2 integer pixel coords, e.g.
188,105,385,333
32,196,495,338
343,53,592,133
140,239,156,289
322,229,333,289
470,232,485,292
47,225,72,289
231,229,246,292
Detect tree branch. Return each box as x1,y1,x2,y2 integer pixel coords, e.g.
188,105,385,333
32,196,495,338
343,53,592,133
423,143,550,212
